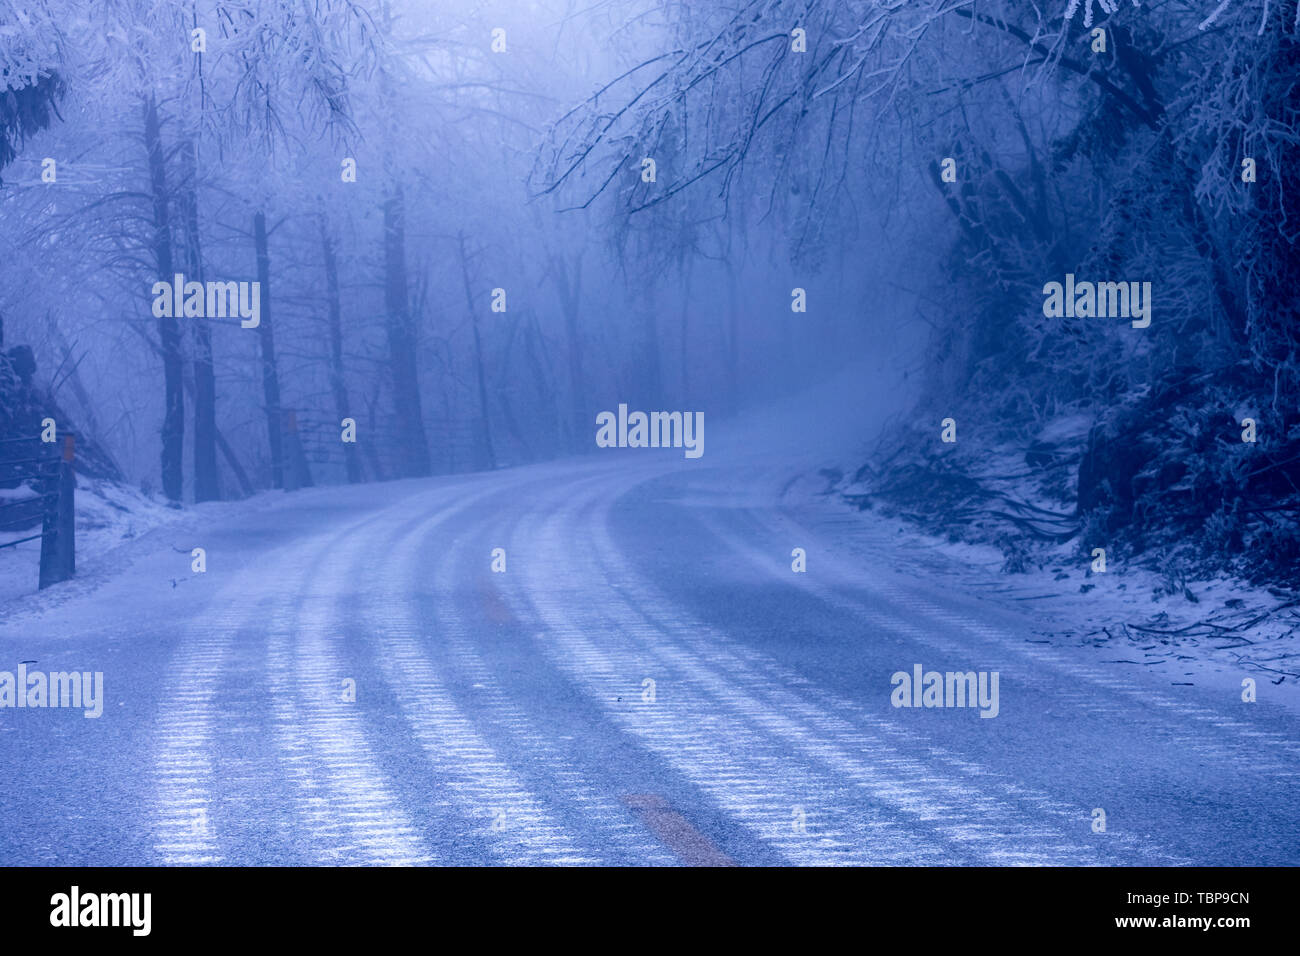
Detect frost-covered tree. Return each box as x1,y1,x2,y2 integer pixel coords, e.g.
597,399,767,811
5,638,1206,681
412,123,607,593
534,0,1300,580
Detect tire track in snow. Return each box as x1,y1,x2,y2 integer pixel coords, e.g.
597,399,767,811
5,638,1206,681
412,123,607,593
355,478,602,865
151,512,368,863
698,509,1191,863
265,510,440,865
408,473,679,864
150,513,373,864
693,502,1294,861
151,617,229,864
153,500,440,865
502,470,973,864
748,502,1300,769
579,474,1124,863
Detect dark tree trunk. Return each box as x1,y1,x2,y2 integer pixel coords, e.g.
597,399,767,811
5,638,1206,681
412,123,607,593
280,408,314,491
641,292,663,409
382,186,431,478
143,96,184,503
1244,7,1300,397
50,325,123,481
253,211,285,489
320,221,362,484
678,256,692,400
362,388,387,481
724,259,740,416
181,140,219,502
519,315,558,457
213,425,254,498
550,252,587,451
457,231,496,471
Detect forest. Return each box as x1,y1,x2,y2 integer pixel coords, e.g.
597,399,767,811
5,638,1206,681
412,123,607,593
1,0,1297,586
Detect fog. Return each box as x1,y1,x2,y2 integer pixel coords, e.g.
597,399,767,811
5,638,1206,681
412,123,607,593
1,0,937,496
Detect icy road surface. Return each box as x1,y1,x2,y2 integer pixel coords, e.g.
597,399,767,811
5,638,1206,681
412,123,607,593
1,445,1298,866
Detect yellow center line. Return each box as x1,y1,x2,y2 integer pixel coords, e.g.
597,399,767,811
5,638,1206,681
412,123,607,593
622,794,737,867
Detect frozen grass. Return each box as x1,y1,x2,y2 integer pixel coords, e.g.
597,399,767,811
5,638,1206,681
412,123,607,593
830,424,1300,700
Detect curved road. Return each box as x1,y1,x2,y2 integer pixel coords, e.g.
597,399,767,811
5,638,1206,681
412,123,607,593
1,452,1298,865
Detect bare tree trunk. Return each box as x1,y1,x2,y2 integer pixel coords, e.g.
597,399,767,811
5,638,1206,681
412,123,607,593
957,10,1247,344
1247,6,1300,390
678,256,693,401
549,252,587,451
457,231,496,471
281,408,314,491
213,425,254,498
49,324,123,481
320,220,362,484
382,186,431,478
519,314,559,456
143,95,184,503
253,211,284,489
724,258,740,416
641,289,663,409
181,140,219,502
361,386,386,481
121,316,254,498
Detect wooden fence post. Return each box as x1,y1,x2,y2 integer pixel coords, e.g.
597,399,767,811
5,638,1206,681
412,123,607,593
38,433,75,589
281,409,314,492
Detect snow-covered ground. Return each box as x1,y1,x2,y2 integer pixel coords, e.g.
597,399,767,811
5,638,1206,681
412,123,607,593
0,477,287,611
1,364,1297,865
787,356,1300,714
798,484,1300,717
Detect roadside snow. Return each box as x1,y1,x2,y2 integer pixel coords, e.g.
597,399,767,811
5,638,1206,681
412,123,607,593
812,481,1300,714
0,478,287,614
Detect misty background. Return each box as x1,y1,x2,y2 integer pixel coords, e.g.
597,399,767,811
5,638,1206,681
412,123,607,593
1,0,1296,587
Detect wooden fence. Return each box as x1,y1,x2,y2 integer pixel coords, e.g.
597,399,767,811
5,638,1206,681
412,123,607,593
0,432,75,589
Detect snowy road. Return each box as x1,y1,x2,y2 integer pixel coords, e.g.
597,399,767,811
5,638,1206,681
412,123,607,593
1,450,1298,866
